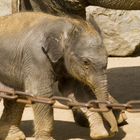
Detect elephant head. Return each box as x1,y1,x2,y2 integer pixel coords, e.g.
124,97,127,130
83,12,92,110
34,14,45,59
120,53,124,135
42,18,118,135
64,26,108,100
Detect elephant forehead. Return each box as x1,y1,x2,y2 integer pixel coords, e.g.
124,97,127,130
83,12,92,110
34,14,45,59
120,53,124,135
77,47,105,58
74,38,103,55
73,45,107,64
81,33,102,46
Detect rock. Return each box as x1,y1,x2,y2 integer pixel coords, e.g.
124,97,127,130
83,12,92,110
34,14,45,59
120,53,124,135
86,6,140,56
0,0,11,16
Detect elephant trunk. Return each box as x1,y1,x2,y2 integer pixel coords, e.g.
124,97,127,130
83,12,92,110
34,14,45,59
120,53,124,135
87,74,118,135
88,74,109,102
89,0,140,10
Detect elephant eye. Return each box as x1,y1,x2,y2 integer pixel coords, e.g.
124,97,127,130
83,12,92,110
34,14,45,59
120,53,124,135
82,58,90,66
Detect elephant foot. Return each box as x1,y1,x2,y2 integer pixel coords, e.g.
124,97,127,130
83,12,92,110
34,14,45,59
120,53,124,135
90,126,109,139
117,111,127,125
0,125,25,140
108,95,127,125
35,131,55,140
102,110,118,137
5,131,26,140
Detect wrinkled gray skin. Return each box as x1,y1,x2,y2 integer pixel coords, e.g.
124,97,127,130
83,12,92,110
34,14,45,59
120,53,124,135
0,12,121,139
11,0,136,132
10,0,128,139
12,0,140,18
57,75,127,139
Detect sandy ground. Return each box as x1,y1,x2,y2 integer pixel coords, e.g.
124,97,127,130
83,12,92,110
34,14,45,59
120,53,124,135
0,57,140,140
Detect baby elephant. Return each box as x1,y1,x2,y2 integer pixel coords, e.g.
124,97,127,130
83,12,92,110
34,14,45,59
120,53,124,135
0,12,125,140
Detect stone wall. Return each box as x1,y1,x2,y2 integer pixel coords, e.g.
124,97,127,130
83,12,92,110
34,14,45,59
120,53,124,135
87,6,140,56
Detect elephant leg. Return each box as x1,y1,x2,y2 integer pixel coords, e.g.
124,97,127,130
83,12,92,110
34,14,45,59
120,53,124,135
58,78,110,139
108,94,127,125
29,0,42,11
71,87,127,127
81,108,109,139
25,82,55,140
0,99,25,140
68,94,109,139
32,103,54,140
73,93,127,128
24,62,55,140
72,107,109,139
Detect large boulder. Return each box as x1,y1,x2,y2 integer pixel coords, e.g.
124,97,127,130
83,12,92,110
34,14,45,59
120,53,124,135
0,0,11,16
87,6,140,56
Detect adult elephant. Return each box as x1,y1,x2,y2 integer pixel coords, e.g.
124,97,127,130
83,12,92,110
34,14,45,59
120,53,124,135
0,12,120,140
12,0,140,18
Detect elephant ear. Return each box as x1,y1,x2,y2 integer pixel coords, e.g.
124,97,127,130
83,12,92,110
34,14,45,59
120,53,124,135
42,35,63,63
86,13,102,36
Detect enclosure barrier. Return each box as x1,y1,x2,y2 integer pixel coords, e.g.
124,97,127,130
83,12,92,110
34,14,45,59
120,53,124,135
0,89,140,113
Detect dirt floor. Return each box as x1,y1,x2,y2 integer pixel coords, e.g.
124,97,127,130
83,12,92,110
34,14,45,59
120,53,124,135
0,57,140,140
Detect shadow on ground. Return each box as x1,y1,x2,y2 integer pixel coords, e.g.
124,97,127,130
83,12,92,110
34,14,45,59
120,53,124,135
19,66,140,140
108,66,140,103
21,120,126,140
21,120,92,140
